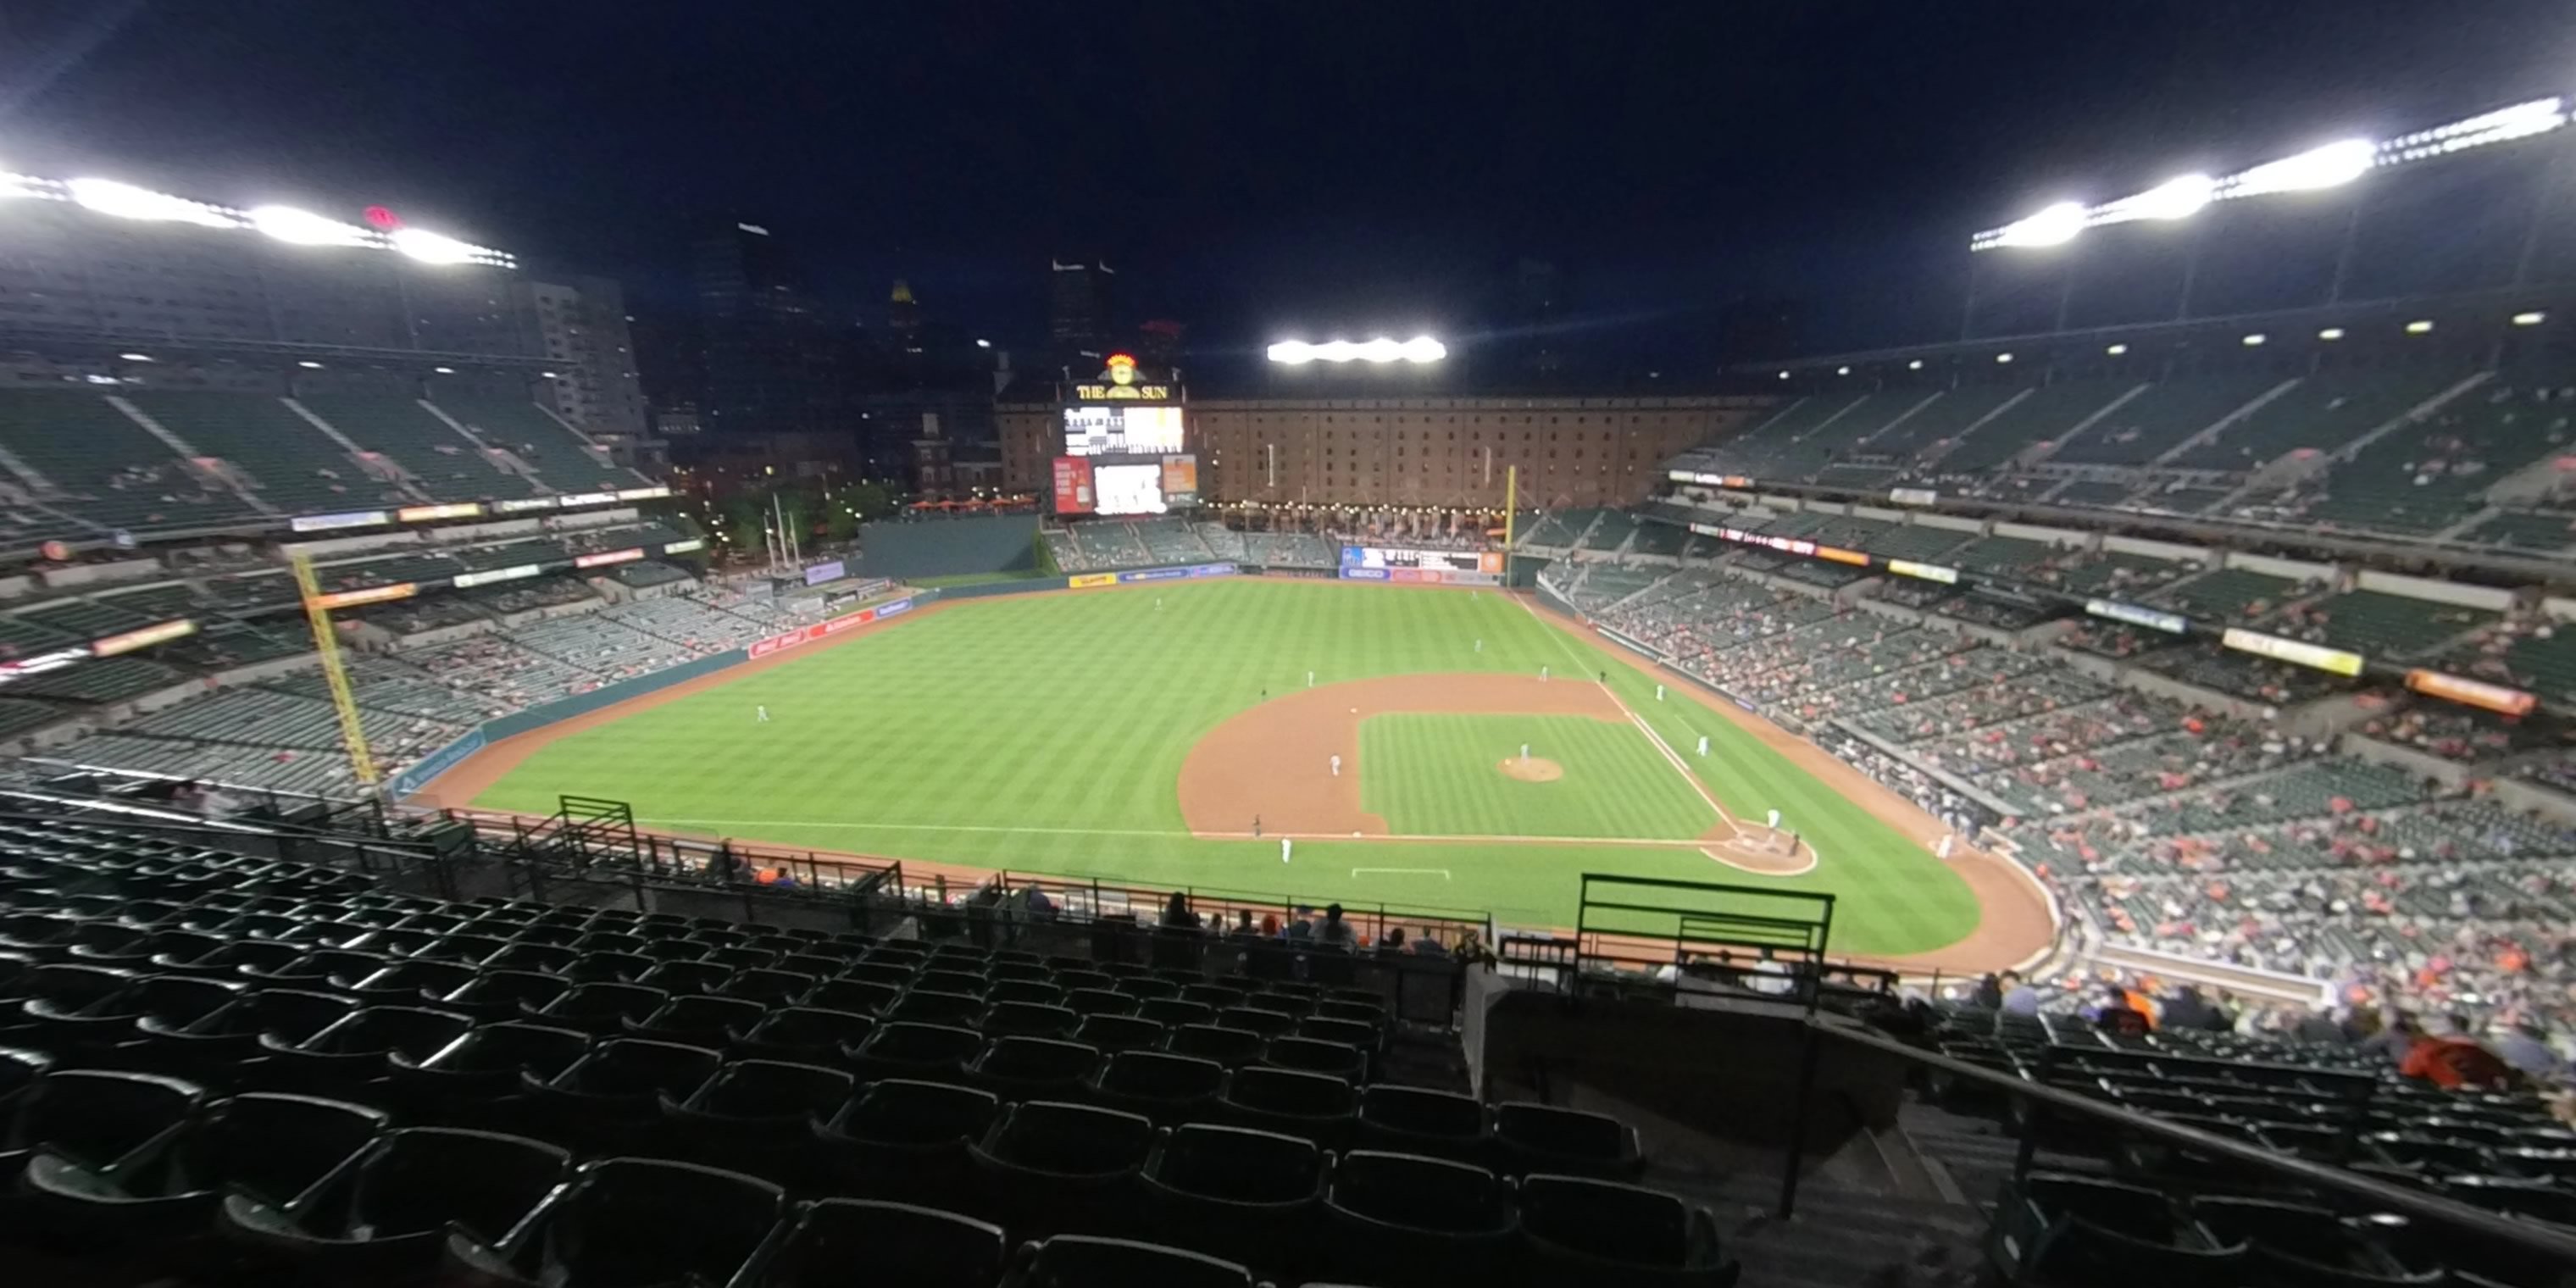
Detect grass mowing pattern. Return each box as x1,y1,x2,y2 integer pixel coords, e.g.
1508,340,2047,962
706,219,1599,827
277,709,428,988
1360,713,1714,839
471,579,1981,955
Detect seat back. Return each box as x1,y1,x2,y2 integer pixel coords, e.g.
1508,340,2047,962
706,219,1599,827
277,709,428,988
549,1158,786,1286
179,1093,387,1206
1150,1123,1324,1205
1013,1234,1253,1288
764,1199,1006,1288
356,1128,573,1242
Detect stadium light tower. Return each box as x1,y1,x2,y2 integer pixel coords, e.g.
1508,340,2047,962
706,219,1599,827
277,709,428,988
1961,92,2573,338
1267,336,1446,364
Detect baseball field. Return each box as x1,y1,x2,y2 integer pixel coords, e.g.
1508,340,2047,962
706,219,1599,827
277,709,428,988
439,578,2049,967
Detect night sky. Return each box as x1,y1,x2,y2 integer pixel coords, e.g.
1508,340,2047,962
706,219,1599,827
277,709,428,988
3,2,2572,366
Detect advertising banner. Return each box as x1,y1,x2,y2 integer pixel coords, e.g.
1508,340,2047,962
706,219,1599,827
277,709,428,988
661,539,706,555
1052,457,1096,514
1340,567,1391,581
574,547,644,569
91,619,197,657
397,502,484,523
558,491,619,508
312,583,417,610
2085,598,2189,635
1067,573,1118,589
803,559,847,586
452,564,541,589
1886,560,1959,585
1666,469,1752,487
1888,487,1940,507
290,510,391,534
495,497,560,514
1116,563,1235,584
2405,669,2536,716
747,599,911,660
1160,455,1200,506
2222,628,2363,677
388,729,486,798
1816,545,1870,566
0,647,92,684
615,486,671,501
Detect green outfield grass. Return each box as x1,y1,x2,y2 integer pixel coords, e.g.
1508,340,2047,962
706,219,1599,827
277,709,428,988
469,579,1984,955
1360,713,1716,840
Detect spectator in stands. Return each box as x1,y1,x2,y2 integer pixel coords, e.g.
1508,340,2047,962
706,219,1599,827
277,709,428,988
2294,1008,2347,1046
2401,1014,2513,1090
1381,927,1407,955
1746,947,1796,997
1229,909,1259,940
1999,970,2041,1018
2094,985,2151,1037
1319,902,1354,946
1161,891,1202,931
1259,913,1281,938
2496,1018,2562,1080
1020,886,1056,921
2358,1008,2419,1064
1969,973,2003,1011
1285,907,1316,941
708,841,741,885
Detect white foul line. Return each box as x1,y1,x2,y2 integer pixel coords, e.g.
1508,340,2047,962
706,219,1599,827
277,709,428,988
1350,867,1452,879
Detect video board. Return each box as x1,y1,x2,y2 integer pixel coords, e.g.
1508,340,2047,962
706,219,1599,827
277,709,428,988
1064,404,1185,457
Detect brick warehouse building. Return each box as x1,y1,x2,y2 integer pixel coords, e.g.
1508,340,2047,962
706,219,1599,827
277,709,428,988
1000,386,1768,511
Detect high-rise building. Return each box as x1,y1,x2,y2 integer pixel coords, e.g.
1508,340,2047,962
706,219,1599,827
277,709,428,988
1048,259,1114,360
514,275,647,444
692,220,836,436
887,279,922,348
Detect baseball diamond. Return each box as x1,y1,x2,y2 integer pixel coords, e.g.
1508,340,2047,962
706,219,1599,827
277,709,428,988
425,577,2050,968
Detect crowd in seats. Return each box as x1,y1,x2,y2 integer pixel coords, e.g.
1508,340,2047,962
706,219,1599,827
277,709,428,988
2290,376,2576,535
294,394,535,502
0,814,1729,1288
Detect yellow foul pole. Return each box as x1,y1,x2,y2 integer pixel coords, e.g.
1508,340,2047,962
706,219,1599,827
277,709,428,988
289,551,378,787
1503,465,1518,585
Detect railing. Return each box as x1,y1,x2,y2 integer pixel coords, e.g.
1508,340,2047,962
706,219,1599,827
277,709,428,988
977,867,1495,954
1818,1019,2576,1269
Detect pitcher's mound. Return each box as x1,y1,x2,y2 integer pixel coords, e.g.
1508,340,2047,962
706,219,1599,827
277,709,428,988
1497,757,1563,783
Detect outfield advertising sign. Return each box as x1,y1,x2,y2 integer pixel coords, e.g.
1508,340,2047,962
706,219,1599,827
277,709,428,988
746,597,915,659
1067,573,1118,589
1117,563,1235,583
389,729,486,798
1340,567,1391,581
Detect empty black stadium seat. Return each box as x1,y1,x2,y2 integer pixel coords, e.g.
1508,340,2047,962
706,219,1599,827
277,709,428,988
665,1058,853,1185
1091,1050,1226,1124
738,1005,874,1063
819,1078,999,1208
891,988,988,1026
1265,1034,1368,1081
973,1035,1103,1098
983,1000,1082,1040
525,1037,720,1155
741,1198,1007,1288
1074,1013,1165,1054
1143,1122,1325,1270
259,1005,474,1094
1319,1149,1518,1285
626,993,767,1045
1221,1066,1357,1146
0,1068,203,1189
1356,1084,1490,1165
1216,1004,1296,1039
970,1099,1157,1235
21,1091,385,1251
219,1127,572,1281
2186,1195,2442,1286
1169,1022,1266,1068
387,1020,590,1129
1990,1173,2245,1287
1141,997,1219,1028
442,1157,788,1288
1493,1101,1646,1180
851,1020,984,1083
437,968,570,1019
1518,1173,1739,1288
805,978,901,1015
533,981,669,1035
988,978,1065,1007
1003,1233,1255,1288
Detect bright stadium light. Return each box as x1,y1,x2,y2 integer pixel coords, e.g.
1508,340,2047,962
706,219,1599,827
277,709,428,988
1267,336,1444,364
66,177,238,228
1835,365,1852,375
297,360,324,369
2405,319,2434,334
2226,139,2377,198
432,366,456,374
1907,359,1924,369
2318,327,2346,340
391,226,476,265
1996,352,2014,364
2242,333,2267,346
1777,370,1790,380
2513,310,2547,326
248,204,370,247
0,171,53,201
2106,343,2129,355
2092,173,2215,226
1974,94,2575,251
1992,201,2087,248
117,353,153,362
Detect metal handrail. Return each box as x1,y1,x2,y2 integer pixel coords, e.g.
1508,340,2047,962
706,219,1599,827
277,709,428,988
1818,1018,2576,1264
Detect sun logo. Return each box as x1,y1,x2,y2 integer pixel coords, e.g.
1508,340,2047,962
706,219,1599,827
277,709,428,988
1105,353,1138,386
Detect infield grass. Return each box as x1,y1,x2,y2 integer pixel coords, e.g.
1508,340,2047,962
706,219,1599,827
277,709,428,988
1360,713,1715,840
469,579,1983,955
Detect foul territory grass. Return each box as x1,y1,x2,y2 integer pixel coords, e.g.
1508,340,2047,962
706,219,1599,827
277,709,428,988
470,579,1982,955
1360,713,1715,840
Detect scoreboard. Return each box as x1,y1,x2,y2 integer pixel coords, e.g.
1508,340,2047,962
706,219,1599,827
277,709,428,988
1340,546,1504,585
